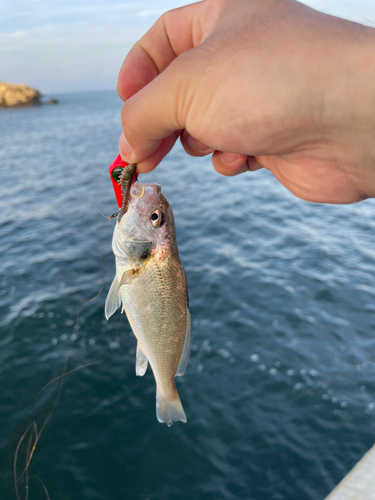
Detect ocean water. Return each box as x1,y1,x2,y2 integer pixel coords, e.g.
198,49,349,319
0,91,374,500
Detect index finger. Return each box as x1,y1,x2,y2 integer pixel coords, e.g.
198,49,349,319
117,1,207,101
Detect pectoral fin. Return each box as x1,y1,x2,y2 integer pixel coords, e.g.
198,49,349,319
176,308,191,377
136,343,148,376
105,276,121,320
119,269,135,286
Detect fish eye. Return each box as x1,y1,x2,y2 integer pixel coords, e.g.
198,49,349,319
140,249,149,260
150,209,164,228
112,167,124,183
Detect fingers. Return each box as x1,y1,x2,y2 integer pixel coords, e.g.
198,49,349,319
119,49,204,167
120,131,182,174
212,151,249,176
212,152,264,176
117,2,205,102
118,2,209,170
117,45,159,103
246,157,264,172
181,130,264,175
180,130,214,157
117,0,265,173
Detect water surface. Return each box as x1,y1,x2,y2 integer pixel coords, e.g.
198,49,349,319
0,91,374,500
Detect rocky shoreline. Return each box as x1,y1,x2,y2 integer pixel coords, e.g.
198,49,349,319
0,82,58,108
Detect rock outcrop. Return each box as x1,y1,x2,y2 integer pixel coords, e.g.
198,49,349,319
0,82,41,107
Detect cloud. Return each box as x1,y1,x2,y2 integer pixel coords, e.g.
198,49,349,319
0,1,136,26
0,0,192,31
0,23,143,51
0,22,146,92
1,0,374,93
0,0,196,92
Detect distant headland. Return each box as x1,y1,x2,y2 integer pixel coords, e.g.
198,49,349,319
0,82,58,107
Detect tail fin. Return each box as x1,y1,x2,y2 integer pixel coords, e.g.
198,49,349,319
156,390,187,427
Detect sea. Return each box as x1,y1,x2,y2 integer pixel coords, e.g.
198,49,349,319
0,90,374,500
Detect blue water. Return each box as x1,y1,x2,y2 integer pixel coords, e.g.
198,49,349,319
0,91,374,500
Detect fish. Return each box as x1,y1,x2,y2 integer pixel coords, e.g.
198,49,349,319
105,181,191,426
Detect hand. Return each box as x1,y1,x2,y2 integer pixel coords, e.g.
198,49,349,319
117,0,375,203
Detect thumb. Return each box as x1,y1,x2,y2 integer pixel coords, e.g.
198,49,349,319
119,52,198,172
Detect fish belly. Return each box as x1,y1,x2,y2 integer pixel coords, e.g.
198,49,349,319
120,253,187,401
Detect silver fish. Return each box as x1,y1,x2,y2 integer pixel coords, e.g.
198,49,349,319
105,182,190,426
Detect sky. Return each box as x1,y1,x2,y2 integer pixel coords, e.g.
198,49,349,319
1,0,374,94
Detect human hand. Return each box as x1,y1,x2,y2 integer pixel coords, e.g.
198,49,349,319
117,0,375,203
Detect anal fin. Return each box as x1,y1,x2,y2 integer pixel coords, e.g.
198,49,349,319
136,343,148,376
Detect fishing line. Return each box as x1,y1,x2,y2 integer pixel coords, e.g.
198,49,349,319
12,215,124,500
101,212,119,220
40,213,113,389
144,172,152,183
35,477,50,500
12,167,158,499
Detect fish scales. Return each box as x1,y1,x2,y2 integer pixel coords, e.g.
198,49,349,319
105,182,191,426
121,255,187,400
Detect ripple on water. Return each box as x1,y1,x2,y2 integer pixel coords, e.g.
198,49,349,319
1,91,375,500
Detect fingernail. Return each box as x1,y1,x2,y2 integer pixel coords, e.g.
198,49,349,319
186,134,211,152
119,132,134,162
221,152,241,164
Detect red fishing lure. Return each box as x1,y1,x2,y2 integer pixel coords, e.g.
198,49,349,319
109,154,138,208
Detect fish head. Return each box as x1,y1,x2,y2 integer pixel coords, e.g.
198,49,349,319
112,183,177,271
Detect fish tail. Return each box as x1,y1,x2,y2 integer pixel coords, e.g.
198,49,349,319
156,387,187,427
